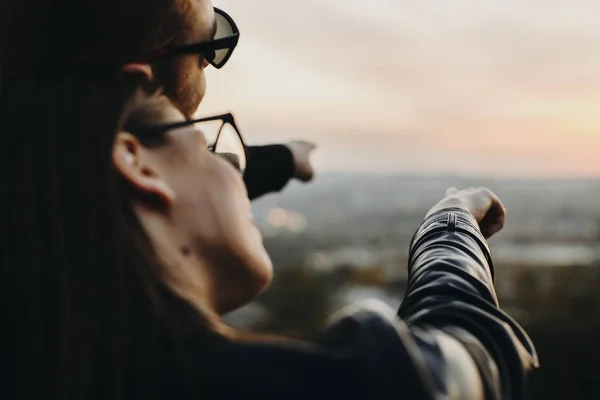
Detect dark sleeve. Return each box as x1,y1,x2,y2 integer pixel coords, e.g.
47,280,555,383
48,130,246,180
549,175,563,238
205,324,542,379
158,208,538,400
243,145,295,201
397,207,539,399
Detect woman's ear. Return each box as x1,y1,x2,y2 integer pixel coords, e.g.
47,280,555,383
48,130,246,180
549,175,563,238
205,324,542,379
112,132,176,206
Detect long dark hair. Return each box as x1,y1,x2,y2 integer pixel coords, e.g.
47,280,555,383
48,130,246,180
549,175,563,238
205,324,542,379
0,73,220,399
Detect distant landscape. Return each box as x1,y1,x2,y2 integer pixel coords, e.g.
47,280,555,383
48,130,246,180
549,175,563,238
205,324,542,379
225,174,600,399
253,173,600,268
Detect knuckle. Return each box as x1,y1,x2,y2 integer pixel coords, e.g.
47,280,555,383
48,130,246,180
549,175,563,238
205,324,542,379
480,187,493,196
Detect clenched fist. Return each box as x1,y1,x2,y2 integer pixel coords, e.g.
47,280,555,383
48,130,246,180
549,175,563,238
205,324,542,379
285,140,316,182
426,187,506,239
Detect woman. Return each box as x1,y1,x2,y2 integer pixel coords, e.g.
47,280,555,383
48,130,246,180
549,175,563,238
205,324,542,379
0,72,537,400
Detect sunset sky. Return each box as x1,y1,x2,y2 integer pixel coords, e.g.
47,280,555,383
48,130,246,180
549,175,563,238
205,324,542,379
201,0,600,177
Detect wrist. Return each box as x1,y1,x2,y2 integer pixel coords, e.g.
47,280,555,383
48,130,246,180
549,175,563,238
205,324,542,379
425,199,469,219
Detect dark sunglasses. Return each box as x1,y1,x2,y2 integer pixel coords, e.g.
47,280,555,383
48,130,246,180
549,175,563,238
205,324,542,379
131,8,239,69
130,113,247,173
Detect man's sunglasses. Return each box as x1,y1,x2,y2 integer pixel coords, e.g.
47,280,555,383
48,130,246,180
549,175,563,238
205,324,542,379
131,8,239,69
130,113,248,173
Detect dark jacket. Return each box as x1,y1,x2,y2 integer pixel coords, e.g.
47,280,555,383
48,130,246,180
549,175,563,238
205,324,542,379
244,145,295,200
140,208,538,399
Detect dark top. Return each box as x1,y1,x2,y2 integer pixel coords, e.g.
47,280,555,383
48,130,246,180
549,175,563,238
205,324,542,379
136,208,538,399
244,145,295,200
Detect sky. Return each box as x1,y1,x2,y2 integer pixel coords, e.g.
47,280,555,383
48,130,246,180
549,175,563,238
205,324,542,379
200,0,600,177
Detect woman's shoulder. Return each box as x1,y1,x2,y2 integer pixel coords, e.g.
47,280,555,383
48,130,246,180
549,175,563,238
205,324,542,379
135,300,428,399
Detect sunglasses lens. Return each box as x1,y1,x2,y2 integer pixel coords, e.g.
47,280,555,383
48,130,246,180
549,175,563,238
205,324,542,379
215,123,246,173
215,10,235,39
211,10,237,67
195,119,221,147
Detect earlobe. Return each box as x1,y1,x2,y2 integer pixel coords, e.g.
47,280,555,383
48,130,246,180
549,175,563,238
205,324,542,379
113,132,176,206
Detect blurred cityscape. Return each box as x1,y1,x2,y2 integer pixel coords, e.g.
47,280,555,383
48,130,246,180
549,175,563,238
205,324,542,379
225,174,600,399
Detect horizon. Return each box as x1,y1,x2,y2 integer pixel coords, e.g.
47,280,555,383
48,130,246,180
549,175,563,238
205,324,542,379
284,170,600,181
201,0,600,178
